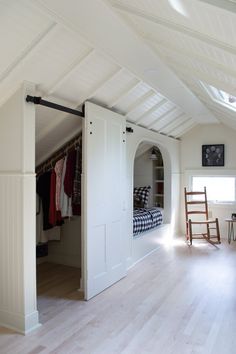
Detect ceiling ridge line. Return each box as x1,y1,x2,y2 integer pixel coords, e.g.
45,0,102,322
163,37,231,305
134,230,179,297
112,2,236,56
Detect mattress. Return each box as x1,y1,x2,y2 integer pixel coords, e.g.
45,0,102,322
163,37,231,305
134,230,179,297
133,207,163,236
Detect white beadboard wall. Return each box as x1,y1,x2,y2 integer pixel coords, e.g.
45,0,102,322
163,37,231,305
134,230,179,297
0,176,24,316
0,83,39,334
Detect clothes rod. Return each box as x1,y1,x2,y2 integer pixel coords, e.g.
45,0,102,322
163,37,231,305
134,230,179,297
26,95,84,118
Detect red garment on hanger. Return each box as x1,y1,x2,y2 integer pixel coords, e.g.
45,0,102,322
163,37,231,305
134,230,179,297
64,150,76,197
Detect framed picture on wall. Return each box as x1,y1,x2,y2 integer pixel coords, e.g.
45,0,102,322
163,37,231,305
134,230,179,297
202,144,224,167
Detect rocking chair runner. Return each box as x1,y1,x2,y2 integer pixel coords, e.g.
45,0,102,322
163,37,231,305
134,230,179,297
184,187,221,245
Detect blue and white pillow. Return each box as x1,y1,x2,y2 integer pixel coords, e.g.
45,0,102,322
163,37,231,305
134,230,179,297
133,186,151,208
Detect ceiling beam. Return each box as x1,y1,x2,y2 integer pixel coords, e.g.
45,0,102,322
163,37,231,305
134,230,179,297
171,119,197,138
47,48,95,94
148,106,177,129
155,109,185,131
76,66,122,107
160,115,189,134
112,2,236,56
149,107,180,131
108,79,140,108
125,90,155,117
175,124,197,138
135,98,167,124
32,0,217,124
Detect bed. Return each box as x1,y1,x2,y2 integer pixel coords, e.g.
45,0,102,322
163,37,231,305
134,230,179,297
133,207,163,236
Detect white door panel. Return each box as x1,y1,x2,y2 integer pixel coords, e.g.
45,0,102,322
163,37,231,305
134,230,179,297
83,102,127,300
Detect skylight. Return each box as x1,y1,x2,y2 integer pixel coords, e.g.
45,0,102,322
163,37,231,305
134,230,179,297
168,0,188,17
201,82,236,112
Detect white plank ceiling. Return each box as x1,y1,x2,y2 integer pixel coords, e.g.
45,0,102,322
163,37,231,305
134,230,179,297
1,0,236,162
108,0,236,131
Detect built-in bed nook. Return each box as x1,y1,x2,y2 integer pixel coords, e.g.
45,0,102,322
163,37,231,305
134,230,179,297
133,143,164,237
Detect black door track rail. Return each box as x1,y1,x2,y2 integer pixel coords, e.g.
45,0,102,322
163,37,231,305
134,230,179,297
26,95,84,117
26,95,133,133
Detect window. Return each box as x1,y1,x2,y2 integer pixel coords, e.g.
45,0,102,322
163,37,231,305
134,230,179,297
192,176,235,203
200,82,236,112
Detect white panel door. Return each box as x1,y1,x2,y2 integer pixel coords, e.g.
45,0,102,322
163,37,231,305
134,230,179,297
83,102,127,300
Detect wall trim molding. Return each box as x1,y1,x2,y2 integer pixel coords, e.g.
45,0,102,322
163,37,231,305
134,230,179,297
0,309,40,335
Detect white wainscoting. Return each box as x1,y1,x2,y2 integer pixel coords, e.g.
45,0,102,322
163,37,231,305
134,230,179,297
0,174,39,334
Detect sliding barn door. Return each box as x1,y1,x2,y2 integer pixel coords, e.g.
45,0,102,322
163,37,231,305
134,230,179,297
83,102,127,300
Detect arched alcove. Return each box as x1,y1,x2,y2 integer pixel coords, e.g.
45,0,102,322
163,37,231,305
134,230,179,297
134,143,164,209
125,125,180,268
132,139,172,224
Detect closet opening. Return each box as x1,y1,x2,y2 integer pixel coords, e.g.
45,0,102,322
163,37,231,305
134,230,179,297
35,106,84,323
133,142,164,237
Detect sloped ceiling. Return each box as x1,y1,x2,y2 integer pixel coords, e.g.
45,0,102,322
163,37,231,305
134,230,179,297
107,0,236,131
1,0,235,163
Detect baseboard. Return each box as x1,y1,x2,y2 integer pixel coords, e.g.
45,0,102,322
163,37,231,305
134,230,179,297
0,309,40,334
127,245,161,270
130,223,170,267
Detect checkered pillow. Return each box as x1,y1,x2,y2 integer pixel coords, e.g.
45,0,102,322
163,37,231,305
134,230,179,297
133,186,151,208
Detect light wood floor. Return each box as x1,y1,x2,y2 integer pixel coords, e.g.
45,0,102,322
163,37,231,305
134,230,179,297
1,238,236,354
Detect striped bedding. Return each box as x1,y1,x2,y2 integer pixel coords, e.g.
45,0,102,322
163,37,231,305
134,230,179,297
133,207,163,236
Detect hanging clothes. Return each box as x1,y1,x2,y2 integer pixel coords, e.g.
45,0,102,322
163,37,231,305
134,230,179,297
72,147,82,215
64,150,76,198
60,150,76,218
49,169,57,226
55,158,64,212
54,158,64,225
37,207,61,243
60,156,72,217
37,171,52,231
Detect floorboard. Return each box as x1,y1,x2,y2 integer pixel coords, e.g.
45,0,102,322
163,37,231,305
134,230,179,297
0,238,236,354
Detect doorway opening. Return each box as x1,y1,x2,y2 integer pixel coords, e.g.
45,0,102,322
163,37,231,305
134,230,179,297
35,105,84,324
132,142,165,238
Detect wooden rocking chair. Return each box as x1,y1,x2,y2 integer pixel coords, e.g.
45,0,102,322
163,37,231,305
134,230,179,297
184,187,221,245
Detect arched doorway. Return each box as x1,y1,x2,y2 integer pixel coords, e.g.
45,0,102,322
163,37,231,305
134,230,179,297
134,143,165,209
